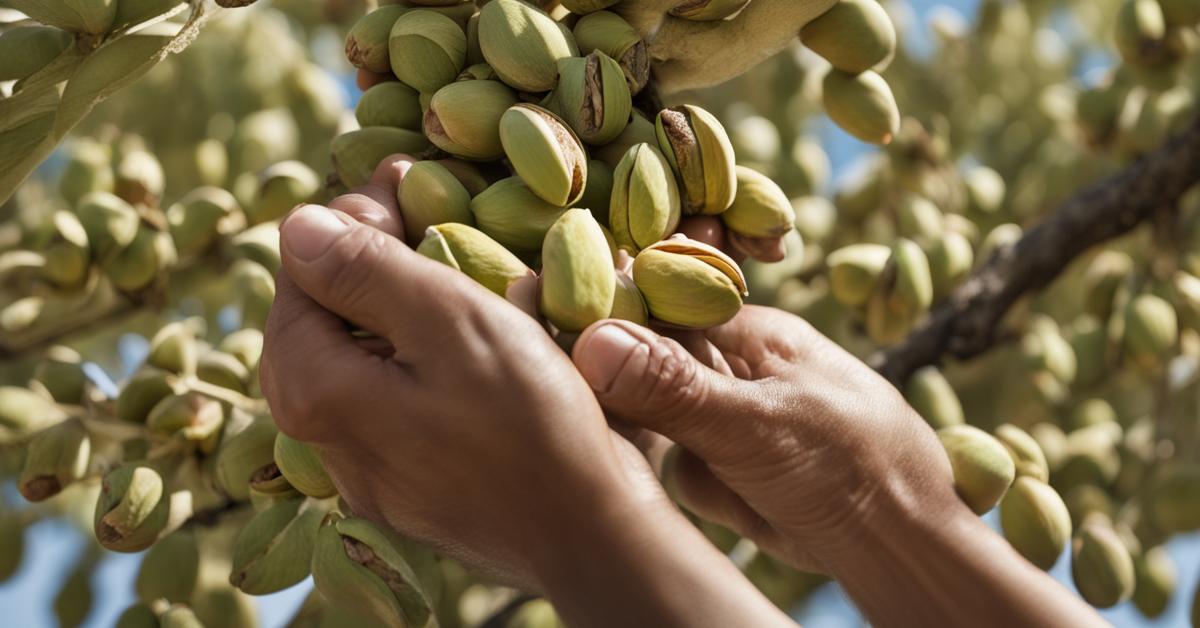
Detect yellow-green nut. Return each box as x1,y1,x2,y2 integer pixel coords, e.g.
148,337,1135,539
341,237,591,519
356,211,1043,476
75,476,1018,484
1149,465,1200,533
656,105,737,216
115,604,158,628
1000,476,1072,570
1123,294,1178,369
891,237,934,312
250,161,319,225
470,177,569,254
116,367,173,424
9,0,117,35
231,222,282,275
60,141,115,207
148,321,197,376
215,419,279,502
167,187,243,258
435,159,491,197
417,223,531,297
500,104,588,207
275,433,337,498
632,236,748,329
332,127,430,188
219,329,264,372
311,514,438,628
389,9,467,94
573,11,649,95
136,529,199,604
826,243,890,307
611,273,649,326
1072,521,1135,608
548,51,632,146
822,69,900,145
54,555,93,628
1132,545,1176,618
75,191,138,264
721,166,796,239
560,0,619,13
1021,316,1077,384
114,149,165,208
34,346,87,404
231,497,322,595
147,393,224,443
159,605,204,628
507,599,564,628
800,0,896,74
94,463,170,552
903,366,964,430
197,350,251,394
190,585,256,628
399,161,474,245
1160,0,1200,26
41,211,91,291
103,227,176,293
938,425,1015,515
610,143,682,254
0,26,74,83
1064,485,1114,528
478,0,579,92
576,159,614,226
18,419,90,502
596,109,658,167
346,5,409,73
1115,0,1167,67
994,424,1049,482
1056,423,1122,493
928,232,974,297
424,79,519,161
895,195,944,245
669,0,752,21
356,82,423,130
1070,398,1117,431
539,209,616,333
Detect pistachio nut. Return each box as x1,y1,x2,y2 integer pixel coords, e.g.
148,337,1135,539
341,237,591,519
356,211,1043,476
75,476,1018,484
478,0,579,92
573,11,649,95
250,161,319,225
994,424,1049,482
457,62,500,82
424,80,519,161
231,497,322,595
826,243,890,307
800,0,896,74
231,222,282,275
1132,545,1176,618
500,104,588,206
730,116,782,166
34,346,87,404
669,0,752,21
1083,251,1133,318
1160,0,1200,26
232,259,276,330
193,138,228,188
8,0,117,35
0,513,24,582
1071,521,1135,608
436,159,493,197
903,366,964,430
927,231,974,298
0,26,74,83
94,462,171,552
148,322,198,375
190,585,257,628
1055,422,1122,493
938,425,1015,515
219,329,264,372
75,191,138,264
1115,0,1167,67
167,187,244,259
346,5,409,73
159,605,204,628
611,273,649,326
18,419,90,502
147,393,224,444
559,0,619,13
866,239,932,344
197,351,251,394
389,9,467,94
1149,465,1200,533
822,69,900,145
114,149,165,208
311,514,438,628
60,141,115,207
895,195,944,246
539,209,616,333
115,603,159,628
964,165,1006,214
507,599,564,628
721,166,796,239
215,418,279,502
575,159,615,227
333,127,431,188
356,82,423,131
1069,398,1118,431
417,223,531,296
103,227,176,293
656,105,738,216
470,177,569,253
399,161,475,245
977,223,1022,265
548,51,632,146
609,143,682,253
1000,476,1072,570
1122,294,1178,369
116,367,174,423
274,433,337,499
595,109,658,167
1021,315,1077,383
54,555,93,628
136,529,199,603
41,210,91,290
632,236,748,329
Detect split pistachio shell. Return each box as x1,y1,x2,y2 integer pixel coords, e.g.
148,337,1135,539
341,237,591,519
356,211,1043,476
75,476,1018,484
656,105,738,215
116,367,173,424
230,497,322,595
399,161,474,245
611,273,649,326
75,191,138,263
346,6,410,73
800,0,896,74
721,165,796,238
632,236,747,329
938,425,1015,515
539,209,616,333
549,51,632,146
424,80,519,161
478,0,579,92
499,104,588,206
610,143,682,253
822,69,900,145
94,463,171,552
470,177,569,253
994,424,1050,482
389,9,467,94
1000,476,1072,570
146,393,224,443
18,419,90,502
274,433,337,498
417,223,531,296
215,418,279,502
573,11,649,95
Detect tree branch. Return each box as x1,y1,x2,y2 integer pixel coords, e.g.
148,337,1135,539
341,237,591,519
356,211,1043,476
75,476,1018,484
870,115,1200,385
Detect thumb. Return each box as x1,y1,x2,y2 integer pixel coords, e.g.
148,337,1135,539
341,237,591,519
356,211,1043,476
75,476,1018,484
572,320,758,463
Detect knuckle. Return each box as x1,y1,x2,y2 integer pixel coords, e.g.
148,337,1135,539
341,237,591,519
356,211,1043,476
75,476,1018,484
323,227,393,316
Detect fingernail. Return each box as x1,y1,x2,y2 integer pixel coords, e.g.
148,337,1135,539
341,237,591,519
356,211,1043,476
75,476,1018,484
576,323,643,393
282,205,350,262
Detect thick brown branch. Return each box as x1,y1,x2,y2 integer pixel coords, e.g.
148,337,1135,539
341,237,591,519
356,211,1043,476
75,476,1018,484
870,115,1200,385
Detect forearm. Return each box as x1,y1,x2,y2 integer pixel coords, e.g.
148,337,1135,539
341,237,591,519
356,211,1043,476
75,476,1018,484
824,483,1104,627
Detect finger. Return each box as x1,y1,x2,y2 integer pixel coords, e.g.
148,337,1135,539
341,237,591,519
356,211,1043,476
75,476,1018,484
321,154,415,238
663,446,778,541
727,232,787,263
571,319,764,464
677,216,750,264
505,273,539,318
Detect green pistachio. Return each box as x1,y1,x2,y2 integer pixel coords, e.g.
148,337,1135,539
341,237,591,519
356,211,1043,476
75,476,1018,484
539,209,616,333
60,141,114,207
655,105,738,215
197,351,251,394
356,82,423,130
148,322,197,376
34,346,87,404
573,11,649,95
146,393,224,444
866,239,932,345
94,463,171,552
1149,465,1200,533
332,127,430,188
399,161,474,245
927,232,974,298
417,223,531,296
721,166,796,238
470,177,569,253
822,69,900,145
826,243,890,307
499,104,588,206
115,604,158,628
669,0,752,21
103,227,176,293
231,222,282,275
41,211,91,291
1000,476,1072,570
215,418,279,503
576,159,614,226
219,329,264,372
611,273,649,326
1072,521,1136,608
478,0,579,92
159,605,204,628
595,109,658,167
609,143,682,254
548,51,632,146
136,529,199,604
1056,422,1122,494
116,367,173,424
54,555,93,628
18,419,90,502
466,13,484,65
1115,0,1167,67
1132,545,1176,618
938,425,1015,515
250,161,319,225
114,149,165,208
435,158,492,196
167,187,244,258
904,366,964,430
1123,294,1178,369
75,191,138,264
274,433,337,499
800,0,896,74
994,424,1049,482
231,497,322,595
389,9,467,94
346,5,410,73
507,599,564,628
424,80,519,161
632,236,748,329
